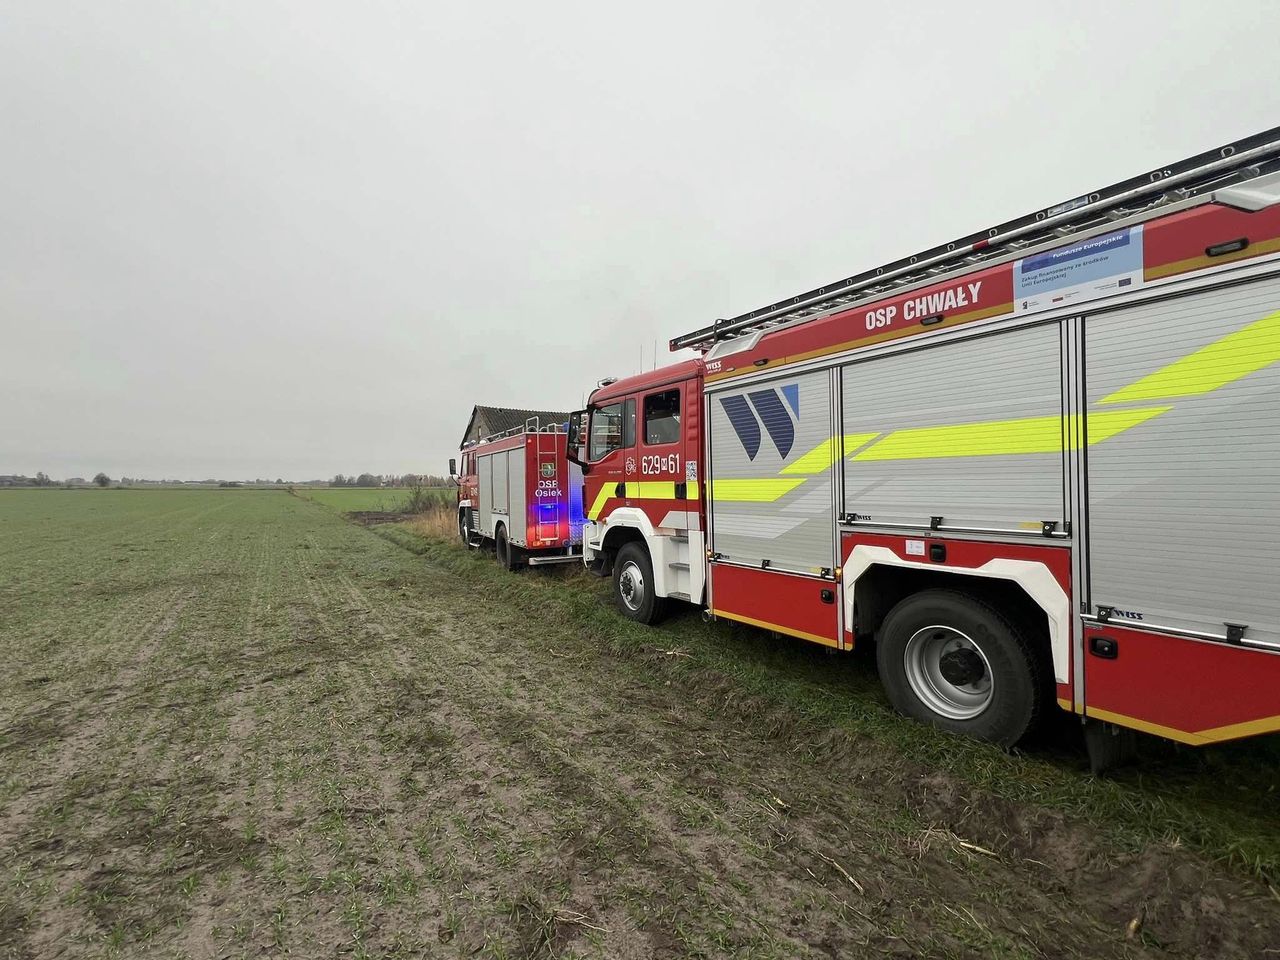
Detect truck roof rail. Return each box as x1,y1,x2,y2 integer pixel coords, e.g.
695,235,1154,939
670,126,1280,353
463,417,566,449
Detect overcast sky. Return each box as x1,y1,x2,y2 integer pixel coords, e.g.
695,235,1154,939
3,1,1277,480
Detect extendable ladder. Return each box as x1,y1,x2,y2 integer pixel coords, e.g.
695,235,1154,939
670,126,1280,353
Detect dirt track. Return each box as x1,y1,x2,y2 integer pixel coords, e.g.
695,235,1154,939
2,490,1279,958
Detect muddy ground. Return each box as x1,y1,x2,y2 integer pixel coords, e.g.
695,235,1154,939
1,490,1278,959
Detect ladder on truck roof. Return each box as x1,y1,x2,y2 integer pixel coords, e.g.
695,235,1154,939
464,417,565,450
671,126,1280,353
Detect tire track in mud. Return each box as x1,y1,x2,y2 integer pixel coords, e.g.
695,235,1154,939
329,570,744,957
331,523,1280,960
325,561,1140,959
0,582,203,960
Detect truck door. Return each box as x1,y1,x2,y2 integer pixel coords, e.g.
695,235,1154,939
584,398,635,522
638,385,686,522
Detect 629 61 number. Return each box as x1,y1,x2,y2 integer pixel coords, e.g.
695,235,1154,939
641,454,680,475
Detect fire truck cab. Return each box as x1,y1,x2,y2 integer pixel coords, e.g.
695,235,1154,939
570,361,706,621
569,127,1280,768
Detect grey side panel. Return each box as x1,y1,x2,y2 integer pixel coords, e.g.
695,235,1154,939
1085,275,1280,643
708,369,834,573
492,450,509,517
508,447,527,545
478,454,494,536
841,323,1065,530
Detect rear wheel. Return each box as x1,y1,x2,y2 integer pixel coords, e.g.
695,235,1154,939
495,525,520,572
876,588,1044,747
613,543,667,624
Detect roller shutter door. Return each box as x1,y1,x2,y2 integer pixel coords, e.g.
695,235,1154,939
708,369,835,574
1085,275,1280,644
840,323,1066,532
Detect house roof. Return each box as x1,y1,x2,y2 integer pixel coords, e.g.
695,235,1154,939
461,405,572,447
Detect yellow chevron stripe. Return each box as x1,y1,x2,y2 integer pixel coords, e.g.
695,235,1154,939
851,408,1169,461
587,479,697,521
709,478,806,502
1086,705,1280,746
780,433,880,475
1101,309,1280,404
586,486,614,521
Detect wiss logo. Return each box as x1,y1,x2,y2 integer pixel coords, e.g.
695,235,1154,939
719,384,799,460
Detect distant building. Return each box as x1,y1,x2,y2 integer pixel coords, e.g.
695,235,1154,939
460,405,572,446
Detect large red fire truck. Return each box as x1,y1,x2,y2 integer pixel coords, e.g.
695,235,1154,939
567,127,1280,768
453,417,584,569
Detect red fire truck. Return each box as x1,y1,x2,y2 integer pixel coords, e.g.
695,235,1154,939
567,127,1280,768
453,417,584,569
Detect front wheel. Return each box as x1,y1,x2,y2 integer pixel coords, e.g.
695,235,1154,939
876,589,1045,748
613,543,667,624
458,509,471,547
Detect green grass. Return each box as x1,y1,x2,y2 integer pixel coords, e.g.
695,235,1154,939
293,485,453,513
382,521,1280,887
1,488,1277,959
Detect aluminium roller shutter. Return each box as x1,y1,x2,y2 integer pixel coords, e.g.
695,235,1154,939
840,323,1066,531
708,369,835,574
1085,274,1280,644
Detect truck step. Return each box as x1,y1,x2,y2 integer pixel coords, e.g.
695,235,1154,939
667,591,691,602
669,534,688,544
668,561,690,570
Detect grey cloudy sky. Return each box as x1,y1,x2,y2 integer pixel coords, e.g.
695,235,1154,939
3,1,1277,480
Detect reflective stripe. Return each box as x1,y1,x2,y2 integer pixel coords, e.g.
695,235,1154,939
1087,705,1280,746
780,433,880,475
711,608,839,647
633,481,678,500
586,486,613,521
1101,308,1280,403
1144,236,1280,282
587,479,695,521
851,408,1169,462
709,478,807,502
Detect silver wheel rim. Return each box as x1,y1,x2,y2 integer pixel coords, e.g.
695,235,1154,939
903,625,993,720
618,560,645,612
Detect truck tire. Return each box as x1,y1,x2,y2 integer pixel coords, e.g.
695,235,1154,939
614,542,668,624
458,509,470,547
495,525,520,572
876,588,1044,748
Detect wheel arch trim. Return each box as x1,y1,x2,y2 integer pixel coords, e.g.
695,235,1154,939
843,545,1069,684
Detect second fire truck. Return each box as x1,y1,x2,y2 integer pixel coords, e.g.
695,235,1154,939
567,127,1280,767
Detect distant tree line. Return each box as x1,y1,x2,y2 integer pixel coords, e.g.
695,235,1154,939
329,473,450,488
0,472,57,488
0,472,452,489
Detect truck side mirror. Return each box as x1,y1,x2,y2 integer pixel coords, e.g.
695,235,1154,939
448,458,457,477
566,410,590,474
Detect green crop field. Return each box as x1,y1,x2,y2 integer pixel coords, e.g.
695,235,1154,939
2,488,1279,958
294,486,454,513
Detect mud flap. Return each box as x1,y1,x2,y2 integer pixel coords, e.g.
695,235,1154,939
1083,719,1139,775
